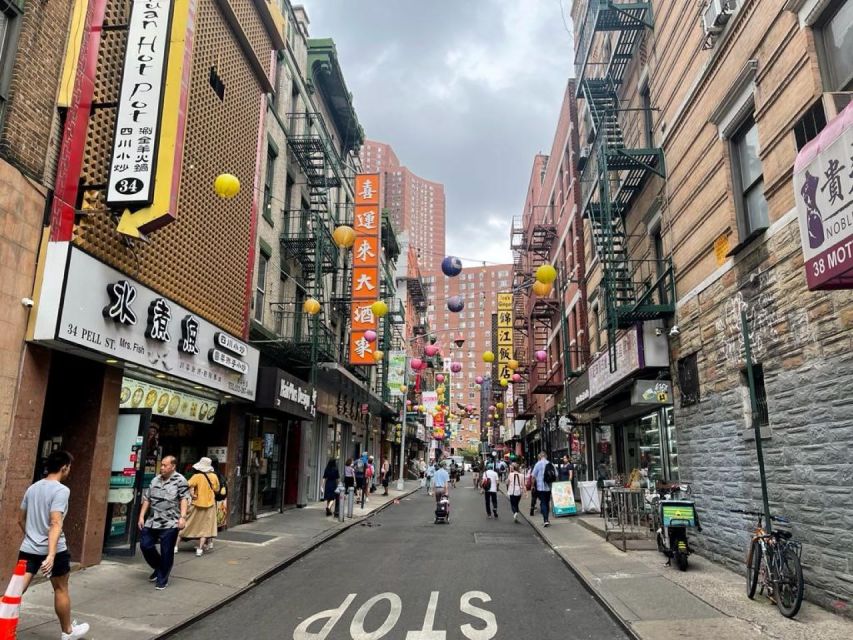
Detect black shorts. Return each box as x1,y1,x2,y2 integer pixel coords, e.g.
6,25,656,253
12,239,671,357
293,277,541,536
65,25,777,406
18,550,71,577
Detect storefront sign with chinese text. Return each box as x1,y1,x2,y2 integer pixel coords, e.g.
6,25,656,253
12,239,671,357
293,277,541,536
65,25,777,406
496,292,514,382
793,102,853,290
349,173,382,365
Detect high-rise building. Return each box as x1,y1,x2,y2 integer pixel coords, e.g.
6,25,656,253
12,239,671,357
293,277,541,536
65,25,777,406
423,264,515,452
361,140,446,266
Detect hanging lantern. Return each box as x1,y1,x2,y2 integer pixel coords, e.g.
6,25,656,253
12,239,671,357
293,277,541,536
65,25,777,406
535,350,547,363
447,295,465,313
424,344,440,357
494,413,499,419
532,280,553,296
497,402,504,410
486,421,492,427
441,256,463,277
500,379,508,387
302,298,321,315
488,405,496,411
475,375,484,385
466,405,474,412
535,264,558,285
364,329,377,343
436,385,445,395
436,373,445,383
410,358,424,371
399,385,408,393
406,399,412,406
482,351,495,363
332,225,356,249
451,362,462,373
213,173,241,199
371,300,389,318
507,359,519,371
511,373,522,383
418,405,425,413
373,350,384,362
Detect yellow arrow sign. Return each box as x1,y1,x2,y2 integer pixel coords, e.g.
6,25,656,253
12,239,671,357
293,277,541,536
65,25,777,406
116,0,192,238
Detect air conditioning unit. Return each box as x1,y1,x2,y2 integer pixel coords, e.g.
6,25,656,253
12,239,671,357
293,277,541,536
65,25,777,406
823,92,853,119
703,0,737,35
578,145,590,171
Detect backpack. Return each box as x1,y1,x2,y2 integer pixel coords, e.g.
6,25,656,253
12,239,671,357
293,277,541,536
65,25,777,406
543,462,557,484
355,458,366,474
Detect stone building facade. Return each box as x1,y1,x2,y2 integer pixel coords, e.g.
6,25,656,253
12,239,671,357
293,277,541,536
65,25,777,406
569,0,853,613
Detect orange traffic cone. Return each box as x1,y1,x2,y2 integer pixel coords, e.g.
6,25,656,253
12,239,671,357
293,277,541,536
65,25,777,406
0,560,27,640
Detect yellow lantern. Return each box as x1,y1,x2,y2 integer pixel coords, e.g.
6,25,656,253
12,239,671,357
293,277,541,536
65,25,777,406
494,413,499,419
418,405,425,413
303,298,321,315
373,350,384,362
371,300,389,318
332,225,356,249
532,280,553,296
436,385,445,395
482,351,495,363
500,379,508,387
507,359,519,371
399,385,407,393
486,421,492,427
497,402,504,410
535,264,558,285
213,173,241,199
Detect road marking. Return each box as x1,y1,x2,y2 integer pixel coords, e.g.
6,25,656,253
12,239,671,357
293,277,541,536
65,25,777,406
293,593,356,640
350,592,402,640
405,590,445,639
460,591,498,640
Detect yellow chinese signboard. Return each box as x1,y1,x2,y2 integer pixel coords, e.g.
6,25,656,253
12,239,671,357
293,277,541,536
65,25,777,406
496,292,513,383
349,173,381,366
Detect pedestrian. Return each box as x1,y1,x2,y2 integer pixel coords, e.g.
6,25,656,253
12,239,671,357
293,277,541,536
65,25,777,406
322,458,339,516
531,451,556,527
418,458,427,483
497,458,507,482
354,452,368,503
506,462,526,522
527,465,538,516
432,461,450,505
483,464,499,518
380,458,391,495
181,456,220,557
138,455,190,589
559,455,575,485
472,458,481,488
450,461,458,488
364,456,375,504
344,458,355,498
16,450,89,640
425,461,435,495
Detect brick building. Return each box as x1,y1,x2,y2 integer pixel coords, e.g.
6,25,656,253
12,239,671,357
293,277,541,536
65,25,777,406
568,0,853,613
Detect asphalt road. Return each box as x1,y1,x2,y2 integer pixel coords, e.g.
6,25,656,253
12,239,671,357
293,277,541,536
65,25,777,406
178,482,629,640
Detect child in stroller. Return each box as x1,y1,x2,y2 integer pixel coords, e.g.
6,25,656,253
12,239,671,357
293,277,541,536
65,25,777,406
434,491,450,524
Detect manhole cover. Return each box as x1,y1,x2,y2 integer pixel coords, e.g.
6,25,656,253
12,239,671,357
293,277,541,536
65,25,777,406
474,532,537,545
215,531,277,544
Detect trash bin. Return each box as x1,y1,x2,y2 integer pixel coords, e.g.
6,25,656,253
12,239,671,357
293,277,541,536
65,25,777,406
579,481,600,513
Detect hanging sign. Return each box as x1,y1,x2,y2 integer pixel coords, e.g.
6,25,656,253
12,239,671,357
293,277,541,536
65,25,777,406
496,292,514,382
387,351,406,396
349,173,382,365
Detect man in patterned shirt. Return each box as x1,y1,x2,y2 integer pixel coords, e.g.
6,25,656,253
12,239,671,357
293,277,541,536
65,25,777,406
138,455,189,590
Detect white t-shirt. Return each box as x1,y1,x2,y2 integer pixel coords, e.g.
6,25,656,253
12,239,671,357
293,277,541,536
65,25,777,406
484,469,499,493
507,471,525,496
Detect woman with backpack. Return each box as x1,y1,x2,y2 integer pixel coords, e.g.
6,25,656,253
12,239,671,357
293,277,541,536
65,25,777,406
181,457,220,556
506,462,526,522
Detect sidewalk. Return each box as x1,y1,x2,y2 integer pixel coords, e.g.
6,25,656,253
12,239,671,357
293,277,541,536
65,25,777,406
520,507,853,640
17,481,420,640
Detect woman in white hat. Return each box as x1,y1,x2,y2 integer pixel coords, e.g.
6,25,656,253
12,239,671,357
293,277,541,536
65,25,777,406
180,457,220,556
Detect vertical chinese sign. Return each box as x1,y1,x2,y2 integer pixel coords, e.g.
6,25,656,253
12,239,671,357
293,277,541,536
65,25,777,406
350,173,382,365
496,292,514,384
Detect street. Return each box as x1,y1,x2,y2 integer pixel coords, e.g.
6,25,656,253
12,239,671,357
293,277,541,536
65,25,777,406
178,484,628,640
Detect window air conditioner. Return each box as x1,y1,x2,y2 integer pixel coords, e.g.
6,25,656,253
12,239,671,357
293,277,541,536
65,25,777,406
703,0,737,35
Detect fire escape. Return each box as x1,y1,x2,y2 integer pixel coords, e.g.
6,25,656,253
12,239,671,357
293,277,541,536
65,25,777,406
576,0,674,371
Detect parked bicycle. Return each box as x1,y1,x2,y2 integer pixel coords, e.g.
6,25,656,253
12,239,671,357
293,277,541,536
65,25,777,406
735,509,804,618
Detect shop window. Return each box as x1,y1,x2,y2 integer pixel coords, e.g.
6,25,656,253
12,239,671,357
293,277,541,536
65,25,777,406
0,0,23,126
740,363,770,428
730,117,769,242
254,252,268,323
815,0,853,92
677,353,700,406
793,98,828,150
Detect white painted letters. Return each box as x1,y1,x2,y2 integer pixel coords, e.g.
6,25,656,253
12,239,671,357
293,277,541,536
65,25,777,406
405,591,446,640
350,592,402,640
459,591,498,640
293,593,356,640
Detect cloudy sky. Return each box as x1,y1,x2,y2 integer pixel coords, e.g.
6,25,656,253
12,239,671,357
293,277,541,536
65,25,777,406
302,0,574,265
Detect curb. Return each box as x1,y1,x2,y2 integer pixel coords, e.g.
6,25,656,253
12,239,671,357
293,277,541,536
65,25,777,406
513,496,642,640
155,486,419,639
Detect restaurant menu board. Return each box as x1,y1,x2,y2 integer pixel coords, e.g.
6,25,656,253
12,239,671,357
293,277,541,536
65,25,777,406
551,481,578,517
120,378,218,424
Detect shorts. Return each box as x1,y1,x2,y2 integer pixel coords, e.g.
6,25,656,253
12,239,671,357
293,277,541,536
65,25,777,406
18,550,71,577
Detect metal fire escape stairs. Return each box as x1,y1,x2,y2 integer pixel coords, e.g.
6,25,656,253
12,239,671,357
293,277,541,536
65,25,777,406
576,1,674,372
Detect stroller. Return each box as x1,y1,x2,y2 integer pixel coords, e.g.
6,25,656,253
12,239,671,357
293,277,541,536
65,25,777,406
434,493,450,524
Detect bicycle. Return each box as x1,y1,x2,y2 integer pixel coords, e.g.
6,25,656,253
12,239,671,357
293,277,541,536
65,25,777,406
736,509,804,618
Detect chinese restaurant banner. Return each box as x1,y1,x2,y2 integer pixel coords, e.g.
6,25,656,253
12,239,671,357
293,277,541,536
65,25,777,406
350,173,382,365
387,350,407,396
496,292,514,382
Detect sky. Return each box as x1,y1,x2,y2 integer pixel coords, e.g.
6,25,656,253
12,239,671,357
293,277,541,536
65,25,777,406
301,0,574,266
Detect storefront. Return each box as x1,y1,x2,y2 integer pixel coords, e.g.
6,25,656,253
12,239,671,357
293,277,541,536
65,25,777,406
568,322,678,488
29,244,259,560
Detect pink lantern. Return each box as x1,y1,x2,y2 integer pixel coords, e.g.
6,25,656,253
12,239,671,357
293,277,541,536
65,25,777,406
466,404,474,412
512,373,522,383
451,362,462,373
475,376,484,384
424,344,440,357
410,358,423,371
436,374,445,383
406,400,412,406
535,350,547,363
488,405,496,411
364,329,377,343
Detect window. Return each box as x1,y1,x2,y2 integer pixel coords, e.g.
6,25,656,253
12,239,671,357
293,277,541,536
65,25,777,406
0,0,22,124
640,84,654,147
282,174,294,233
263,145,277,223
590,300,600,353
741,363,769,428
677,353,700,406
816,0,853,91
254,252,269,323
730,117,769,240
793,98,828,150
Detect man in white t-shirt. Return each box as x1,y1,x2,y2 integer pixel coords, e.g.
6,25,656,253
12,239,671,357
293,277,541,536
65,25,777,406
483,466,500,519
17,450,89,640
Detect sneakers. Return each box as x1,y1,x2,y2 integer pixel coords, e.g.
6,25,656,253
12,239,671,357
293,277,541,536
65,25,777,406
494,513,498,519
205,542,214,552
148,571,157,582
544,521,551,527
513,513,518,523
529,509,535,516
155,581,168,590
486,514,491,519
195,548,204,557
61,620,90,640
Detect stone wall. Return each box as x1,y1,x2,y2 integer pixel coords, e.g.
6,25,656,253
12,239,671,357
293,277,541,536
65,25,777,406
673,215,853,615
